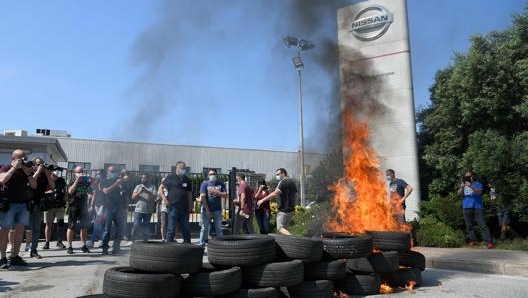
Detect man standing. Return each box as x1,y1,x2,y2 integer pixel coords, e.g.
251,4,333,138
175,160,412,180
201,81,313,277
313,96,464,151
160,161,192,243
256,168,297,235
457,171,494,249
66,166,92,254
43,173,67,250
100,166,127,255
386,169,413,223
198,169,227,246
129,174,157,243
233,173,255,235
0,149,38,269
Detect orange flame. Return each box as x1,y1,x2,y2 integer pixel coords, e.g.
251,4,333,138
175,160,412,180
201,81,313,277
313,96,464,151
405,281,417,291
334,291,349,298
325,111,410,234
380,283,394,294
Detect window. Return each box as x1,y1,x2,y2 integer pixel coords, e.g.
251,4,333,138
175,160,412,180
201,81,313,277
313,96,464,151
139,164,159,172
67,162,91,170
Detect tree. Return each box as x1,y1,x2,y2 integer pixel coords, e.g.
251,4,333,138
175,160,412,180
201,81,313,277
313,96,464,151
417,7,528,221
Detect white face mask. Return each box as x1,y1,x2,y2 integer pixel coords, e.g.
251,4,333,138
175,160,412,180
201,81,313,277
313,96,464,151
275,175,281,181
386,176,391,181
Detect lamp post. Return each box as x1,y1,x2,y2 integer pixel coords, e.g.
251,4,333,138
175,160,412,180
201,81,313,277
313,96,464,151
283,35,315,207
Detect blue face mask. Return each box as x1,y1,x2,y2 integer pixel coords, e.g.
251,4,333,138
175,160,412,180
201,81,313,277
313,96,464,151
107,172,116,180
209,175,217,183
275,175,281,181
179,169,187,176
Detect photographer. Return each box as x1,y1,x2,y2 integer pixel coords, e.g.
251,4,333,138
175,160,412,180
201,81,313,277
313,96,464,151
26,157,55,259
0,149,38,269
457,170,494,249
43,171,67,250
129,174,156,243
254,178,271,234
66,166,92,254
100,166,128,255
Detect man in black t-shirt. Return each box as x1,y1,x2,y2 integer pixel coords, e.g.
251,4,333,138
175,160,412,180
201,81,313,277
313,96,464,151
256,168,297,235
159,161,192,243
100,166,128,255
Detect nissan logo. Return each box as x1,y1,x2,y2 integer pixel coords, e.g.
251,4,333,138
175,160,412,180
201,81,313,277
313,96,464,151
350,4,393,41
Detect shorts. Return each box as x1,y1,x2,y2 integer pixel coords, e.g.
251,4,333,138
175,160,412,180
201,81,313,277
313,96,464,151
497,209,511,226
276,211,294,230
0,202,29,228
68,206,91,229
44,207,65,224
160,211,168,229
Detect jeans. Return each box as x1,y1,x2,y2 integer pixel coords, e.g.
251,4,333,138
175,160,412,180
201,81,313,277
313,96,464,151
131,212,152,242
463,208,492,243
166,205,191,243
101,207,124,251
90,205,104,243
233,211,255,235
255,209,271,234
30,203,43,251
199,209,223,245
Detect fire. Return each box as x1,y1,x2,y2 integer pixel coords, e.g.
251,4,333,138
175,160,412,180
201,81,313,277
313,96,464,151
405,281,417,291
380,283,394,294
325,111,411,234
334,291,349,298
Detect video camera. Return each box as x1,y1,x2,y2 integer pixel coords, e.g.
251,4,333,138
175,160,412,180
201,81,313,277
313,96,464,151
19,159,65,171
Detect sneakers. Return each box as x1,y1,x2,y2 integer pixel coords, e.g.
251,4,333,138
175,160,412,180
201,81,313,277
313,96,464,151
102,248,109,255
124,241,133,247
30,250,42,259
468,242,477,248
487,242,495,249
85,240,93,249
67,246,74,254
9,255,28,266
81,245,91,253
24,244,30,252
56,241,66,249
0,257,9,269
42,242,50,250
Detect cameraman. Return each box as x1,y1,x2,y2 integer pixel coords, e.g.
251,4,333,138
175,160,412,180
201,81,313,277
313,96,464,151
100,166,127,255
26,157,55,259
66,166,92,254
0,149,38,269
129,174,156,243
254,178,271,234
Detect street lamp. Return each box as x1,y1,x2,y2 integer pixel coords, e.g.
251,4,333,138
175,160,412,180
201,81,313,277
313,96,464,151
283,35,315,207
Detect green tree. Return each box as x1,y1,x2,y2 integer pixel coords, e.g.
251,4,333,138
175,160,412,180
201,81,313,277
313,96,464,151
417,7,528,222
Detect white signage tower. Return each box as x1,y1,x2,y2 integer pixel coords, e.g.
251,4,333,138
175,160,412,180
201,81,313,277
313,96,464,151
337,0,420,220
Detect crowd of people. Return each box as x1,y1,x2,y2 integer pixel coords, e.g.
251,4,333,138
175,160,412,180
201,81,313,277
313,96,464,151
0,149,299,270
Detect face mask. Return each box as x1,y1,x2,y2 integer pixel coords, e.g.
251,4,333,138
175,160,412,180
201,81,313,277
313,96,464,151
107,173,116,180
75,173,83,178
275,175,281,181
386,176,391,181
179,169,187,176
209,175,217,183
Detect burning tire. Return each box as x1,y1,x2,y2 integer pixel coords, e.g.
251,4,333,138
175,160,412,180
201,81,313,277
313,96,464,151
181,265,242,297
207,235,276,267
287,280,334,298
270,233,323,262
303,259,347,281
103,266,181,298
383,267,422,287
318,233,372,259
217,287,282,298
398,250,426,271
335,273,381,296
129,241,204,274
243,260,304,288
367,231,412,251
346,251,399,274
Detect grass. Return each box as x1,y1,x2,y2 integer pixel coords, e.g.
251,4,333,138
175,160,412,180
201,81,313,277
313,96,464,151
493,238,528,251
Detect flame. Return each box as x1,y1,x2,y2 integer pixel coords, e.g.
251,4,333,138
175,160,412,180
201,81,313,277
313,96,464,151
380,283,394,294
334,291,349,298
325,111,411,234
405,281,417,291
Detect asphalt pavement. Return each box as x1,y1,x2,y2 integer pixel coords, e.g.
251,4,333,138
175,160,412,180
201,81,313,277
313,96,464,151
0,239,527,297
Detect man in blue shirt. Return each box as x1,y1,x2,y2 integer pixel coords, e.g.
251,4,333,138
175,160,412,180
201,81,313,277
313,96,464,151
198,169,227,246
386,169,413,223
457,171,494,249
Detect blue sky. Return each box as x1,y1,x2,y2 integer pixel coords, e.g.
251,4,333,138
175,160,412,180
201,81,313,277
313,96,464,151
1,0,525,153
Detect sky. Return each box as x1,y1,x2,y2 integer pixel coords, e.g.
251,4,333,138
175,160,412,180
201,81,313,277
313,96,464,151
0,0,525,153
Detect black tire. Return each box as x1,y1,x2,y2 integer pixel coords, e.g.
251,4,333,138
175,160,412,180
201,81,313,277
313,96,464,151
318,233,372,259
270,233,323,262
335,273,381,296
383,267,422,287
129,241,204,274
76,295,107,298
181,266,242,297
304,259,346,281
288,280,333,298
367,231,412,251
218,287,282,298
103,266,181,298
208,235,276,267
346,251,399,274
398,250,426,271
243,260,304,288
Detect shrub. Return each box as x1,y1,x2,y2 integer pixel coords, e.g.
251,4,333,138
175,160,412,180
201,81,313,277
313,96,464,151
413,215,465,247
